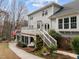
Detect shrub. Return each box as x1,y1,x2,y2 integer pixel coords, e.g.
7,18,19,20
60,38,72,50
49,44,57,57
71,36,79,54
48,30,62,48
36,35,43,50
41,47,49,56
33,50,43,57
48,30,62,40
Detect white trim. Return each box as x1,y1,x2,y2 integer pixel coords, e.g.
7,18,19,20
57,16,78,31
28,37,31,44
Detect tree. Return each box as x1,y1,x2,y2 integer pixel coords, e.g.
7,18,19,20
0,0,11,40
2,12,11,40
9,0,28,31
0,0,28,40
15,1,28,29
0,10,11,40
15,20,28,30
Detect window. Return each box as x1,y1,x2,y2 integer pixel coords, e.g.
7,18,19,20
45,10,48,15
42,10,48,16
37,21,42,29
45,24,46,29
17,35,20,41
25,37,28,44
30,16,33,20
22,36,24,42
48,24,49,29
58,16,77,29
37,24,40,29
58,19,63,29
30,37,34,42
31,25,33,29
71,16,77,29
64,18,69,29
42,11,44,16
45,24,50,30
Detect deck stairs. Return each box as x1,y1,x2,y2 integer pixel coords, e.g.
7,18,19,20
39,29,57,47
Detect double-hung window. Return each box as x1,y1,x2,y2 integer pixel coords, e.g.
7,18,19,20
71,16,77,29
64,18,69,29
30,16,33,20
58,19,63,29
58,16,77,29
42,10,48,16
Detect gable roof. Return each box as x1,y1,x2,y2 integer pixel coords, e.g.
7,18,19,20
49,1,79,19
27,2,62,16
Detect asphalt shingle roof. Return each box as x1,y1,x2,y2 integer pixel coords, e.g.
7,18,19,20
49,1,79,18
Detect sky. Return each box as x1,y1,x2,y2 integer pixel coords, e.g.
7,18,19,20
25,0,73,12
0,0,73,12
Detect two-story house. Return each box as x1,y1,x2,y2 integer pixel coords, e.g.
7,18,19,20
16,1,79,48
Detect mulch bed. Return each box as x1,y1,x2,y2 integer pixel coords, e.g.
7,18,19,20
22,47,35,52
58,48,74,53
16,44,35,52
16,44,76,59
44,54,75,59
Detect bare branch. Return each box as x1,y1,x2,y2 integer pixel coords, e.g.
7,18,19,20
0,0,4,6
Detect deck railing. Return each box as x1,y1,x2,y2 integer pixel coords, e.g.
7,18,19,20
39,29,57,47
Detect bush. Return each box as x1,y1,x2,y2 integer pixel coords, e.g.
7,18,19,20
48,30,62,48
49,44,57,57
41,47,49,56
71,36,79,54
48,30,62,40
33,50,43,57
60,38,72,50
36,35,43,50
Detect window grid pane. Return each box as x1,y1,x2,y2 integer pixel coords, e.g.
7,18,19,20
71,16,77,29
58,19,63,29
64,18,69,29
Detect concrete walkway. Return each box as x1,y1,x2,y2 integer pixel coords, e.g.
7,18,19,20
57,50,77,59
9,42,44,59
9,42,77,59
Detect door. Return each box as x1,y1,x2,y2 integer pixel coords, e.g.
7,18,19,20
37,20,43,29
25,36,28,45
51,19,56,30
45,23,50,30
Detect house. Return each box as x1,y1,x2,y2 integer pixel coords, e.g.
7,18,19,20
49,1,79,37
16,1,79,48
